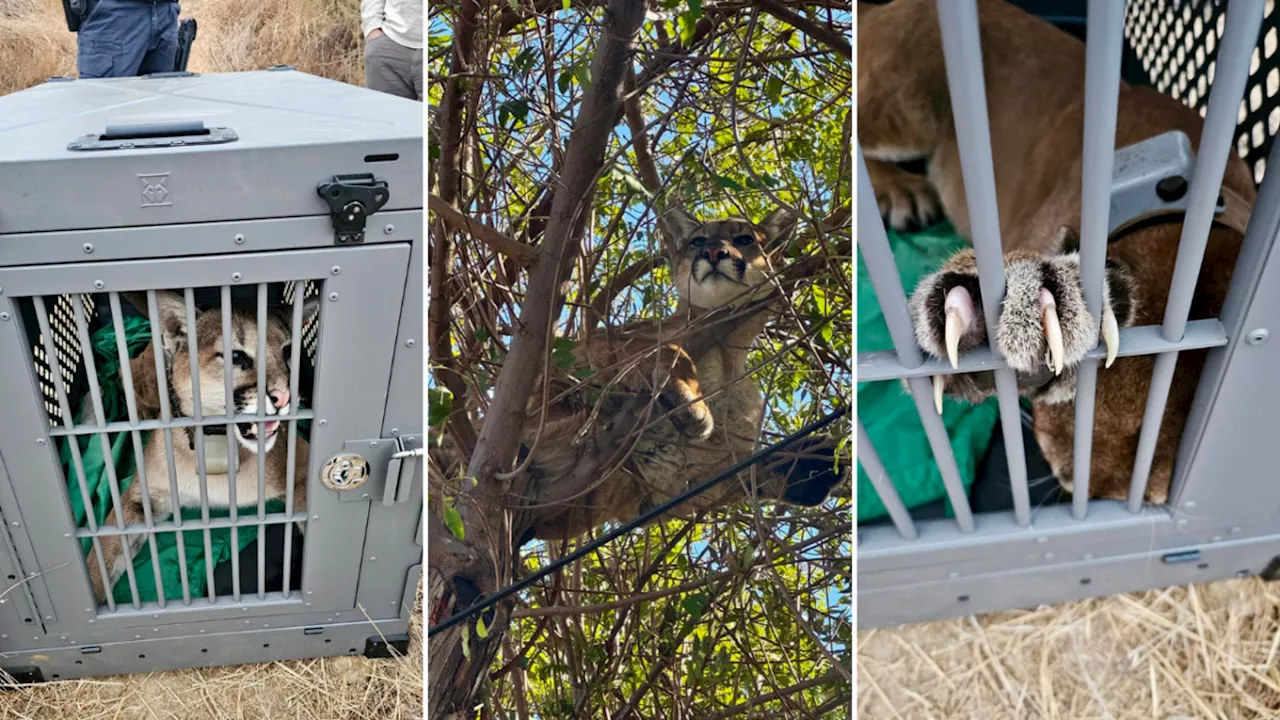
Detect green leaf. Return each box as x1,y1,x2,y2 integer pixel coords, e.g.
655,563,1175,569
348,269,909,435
712,173,746,192
428,387,453,427
444,503,465,541
572,367,597,380
677,11,697,46
617,170,653,199
687,0,702,18
680,593,709,620
461,623,472,660
476,616,489,639
562,0,571,9
557,70,573,94
765,76,783,102
474,327,490,342
513,47,538,72
552,337,577,369
573,64,591,89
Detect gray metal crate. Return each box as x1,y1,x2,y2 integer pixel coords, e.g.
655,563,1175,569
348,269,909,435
858,0,1280,629
0,69,423,681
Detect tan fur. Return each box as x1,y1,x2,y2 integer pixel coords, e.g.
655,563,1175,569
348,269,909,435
498,208,840,542
86,292,317,602
860,0,1256,503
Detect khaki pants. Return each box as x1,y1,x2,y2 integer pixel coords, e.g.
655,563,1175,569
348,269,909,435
364,34,423,101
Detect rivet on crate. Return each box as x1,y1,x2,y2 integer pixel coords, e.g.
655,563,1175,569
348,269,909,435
328,292,339,301
331,266,341,275
1247,328,1269,345
384,224,395,235
93,280,104,290
234,234,245,244
318,419,327,426
35,439,44,445
405,338,416,348
232,272,242,283
0,312,9,321
390,428,399,435
83,243,93,253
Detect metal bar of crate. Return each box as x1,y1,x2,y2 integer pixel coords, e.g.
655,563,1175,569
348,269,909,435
1128,0,1265,511
858,148,976,533
256,283,269,601
220,286,241,602
148,290,192,605
95,294,141,609
1072,0,1126,520
857,419,917,540
33,296,117,612
103,294,168,607
282,284,308,598
184,288,218,602
935,0,1032,527
46,410,316,437
857,319,1229,383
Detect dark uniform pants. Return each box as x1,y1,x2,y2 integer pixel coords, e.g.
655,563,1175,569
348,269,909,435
78,0,180,79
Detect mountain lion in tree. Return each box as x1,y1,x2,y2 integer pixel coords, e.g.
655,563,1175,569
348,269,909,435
506,207,846,543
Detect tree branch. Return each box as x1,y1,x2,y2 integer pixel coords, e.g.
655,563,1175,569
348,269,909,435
701,669,844,720
430,0,650,715
429,0,483,460
429,193,538,264
752,0,851,56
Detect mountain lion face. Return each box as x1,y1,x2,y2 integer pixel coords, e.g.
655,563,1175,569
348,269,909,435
664,208,797,310
149,291,319,454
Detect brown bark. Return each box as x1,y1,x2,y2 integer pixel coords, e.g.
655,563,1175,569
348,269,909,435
430,0,484,458
426,0,649,714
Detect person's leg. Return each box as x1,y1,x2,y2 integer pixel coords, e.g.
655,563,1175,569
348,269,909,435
77,0,151,78
411,47,423,101
137,2,180,75
364,34,416,99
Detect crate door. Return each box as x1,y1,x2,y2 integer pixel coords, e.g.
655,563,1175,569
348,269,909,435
0,245,410,633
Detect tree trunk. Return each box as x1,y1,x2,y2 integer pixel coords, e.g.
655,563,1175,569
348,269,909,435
426,0,649,715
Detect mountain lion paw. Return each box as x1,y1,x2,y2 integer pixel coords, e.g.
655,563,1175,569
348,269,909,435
866,158,941,232
909,248,1127,408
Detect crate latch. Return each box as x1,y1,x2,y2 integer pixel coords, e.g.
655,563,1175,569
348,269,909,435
382,436,422,507
316,174,390,245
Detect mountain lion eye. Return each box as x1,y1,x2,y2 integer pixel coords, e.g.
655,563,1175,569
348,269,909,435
732,234,755,246
690,236,708,247
231,350,250,366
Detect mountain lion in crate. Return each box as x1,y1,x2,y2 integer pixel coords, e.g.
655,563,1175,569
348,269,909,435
434,208,845,548
858,0,1256,503
86,292,317,602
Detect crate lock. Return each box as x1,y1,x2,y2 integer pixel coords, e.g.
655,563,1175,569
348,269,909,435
321,454,371,492
317,173,390,244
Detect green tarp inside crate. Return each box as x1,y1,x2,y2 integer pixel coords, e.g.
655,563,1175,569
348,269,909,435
59,315,304,604
856,222,1001,523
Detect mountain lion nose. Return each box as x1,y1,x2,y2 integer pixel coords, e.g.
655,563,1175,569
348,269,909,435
700,247,731,263
270,389,290,409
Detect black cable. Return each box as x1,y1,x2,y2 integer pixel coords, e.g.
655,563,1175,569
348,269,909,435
426,405,848,638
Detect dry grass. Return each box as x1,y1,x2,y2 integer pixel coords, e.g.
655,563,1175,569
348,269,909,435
0,584,423,720
858,577,1280,719
0,0,363,96
0,3,419,718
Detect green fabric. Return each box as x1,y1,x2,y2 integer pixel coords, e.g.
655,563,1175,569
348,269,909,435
856,222,1001,523
58,317,281,604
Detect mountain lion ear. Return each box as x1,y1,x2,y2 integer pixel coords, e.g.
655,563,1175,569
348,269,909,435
151,290,190,358
758,207,799,249
662,207,702,241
